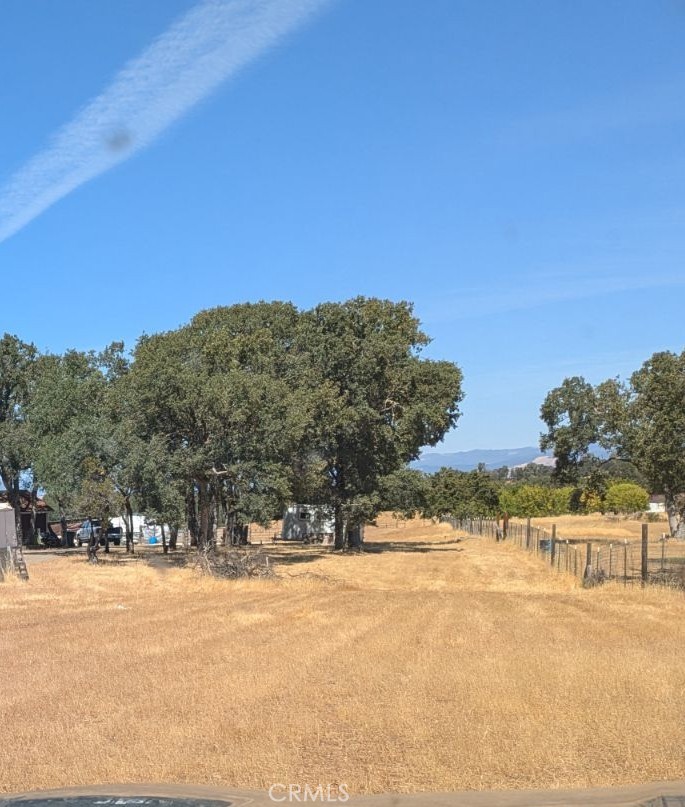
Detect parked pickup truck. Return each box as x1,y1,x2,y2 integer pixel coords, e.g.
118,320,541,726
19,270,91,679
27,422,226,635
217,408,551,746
75,520,123,547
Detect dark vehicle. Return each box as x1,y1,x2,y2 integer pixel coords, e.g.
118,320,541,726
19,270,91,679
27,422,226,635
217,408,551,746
75,520,122,547
40,530,63,549
106,526,123,546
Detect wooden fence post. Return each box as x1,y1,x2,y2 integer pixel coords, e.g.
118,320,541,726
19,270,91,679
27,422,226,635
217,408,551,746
641,523,649,585
526,517,531,549
550,523,557,567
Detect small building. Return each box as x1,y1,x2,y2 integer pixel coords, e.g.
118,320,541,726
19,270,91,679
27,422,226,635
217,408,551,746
0,491,51,541
282,504,335,542
48,519,83,544
649,495,666,514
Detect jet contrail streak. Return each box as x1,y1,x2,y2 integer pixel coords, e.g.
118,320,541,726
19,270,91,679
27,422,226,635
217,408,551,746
0,0,329,244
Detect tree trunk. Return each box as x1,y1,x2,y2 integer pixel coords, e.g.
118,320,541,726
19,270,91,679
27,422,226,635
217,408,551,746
226,510,236,546
169,525,178,551
665,490,685,538
124,498,135,554
333,502,345,550
207,496,216,549
29,483,38,545
161,523,168,554
60,511,70,548
347,523,364,550
197,480,211,551
186,486,198,548
86,518,99,562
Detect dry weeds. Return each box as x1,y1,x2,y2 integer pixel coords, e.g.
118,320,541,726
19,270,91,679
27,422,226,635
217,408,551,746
1,517,684,795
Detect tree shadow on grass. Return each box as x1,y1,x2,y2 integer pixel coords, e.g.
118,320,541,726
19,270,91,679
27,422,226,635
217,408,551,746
360,539,464,555
139,537,465,574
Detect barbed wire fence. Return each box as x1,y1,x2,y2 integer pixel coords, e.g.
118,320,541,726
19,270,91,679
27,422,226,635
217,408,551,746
442,516,685,588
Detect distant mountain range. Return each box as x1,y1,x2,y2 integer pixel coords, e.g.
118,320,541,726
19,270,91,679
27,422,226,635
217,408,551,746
412,446,553,473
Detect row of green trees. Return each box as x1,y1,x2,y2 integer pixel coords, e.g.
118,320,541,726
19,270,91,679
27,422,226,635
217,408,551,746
397,348,684,530
0,298,464,551
379,467,650,520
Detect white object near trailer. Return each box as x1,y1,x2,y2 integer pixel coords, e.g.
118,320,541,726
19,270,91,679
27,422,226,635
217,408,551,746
111,514,169,544
282,505,335,542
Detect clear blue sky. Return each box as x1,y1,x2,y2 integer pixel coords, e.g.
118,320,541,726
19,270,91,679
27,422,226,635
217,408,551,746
1,0,684,451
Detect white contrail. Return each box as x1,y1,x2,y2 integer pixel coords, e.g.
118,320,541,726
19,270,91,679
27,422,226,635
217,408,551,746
0,0,329,244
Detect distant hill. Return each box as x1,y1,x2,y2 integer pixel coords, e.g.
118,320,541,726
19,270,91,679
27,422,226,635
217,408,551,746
412,446,551,473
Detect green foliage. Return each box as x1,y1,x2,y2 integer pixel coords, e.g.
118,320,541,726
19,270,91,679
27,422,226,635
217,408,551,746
425,467,501,518
294,298,463,546
570,468,609,514
377,469,429,518
604,482,649,515
498,484,573,517
539,377,599,483
540,351,685,535
128,302,308,547
0,333,37,538
28,350,109,513
27,346,130,548
6,298,463,554
601,458,648,487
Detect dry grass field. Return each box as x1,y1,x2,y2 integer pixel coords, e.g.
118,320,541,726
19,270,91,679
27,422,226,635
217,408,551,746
519,513,685,569
523,513,667,541
1,517,685,796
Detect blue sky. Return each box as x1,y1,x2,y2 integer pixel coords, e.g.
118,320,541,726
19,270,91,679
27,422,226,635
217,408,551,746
1,0,684,451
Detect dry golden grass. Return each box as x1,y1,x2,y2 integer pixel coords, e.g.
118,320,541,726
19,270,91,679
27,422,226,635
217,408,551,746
517,514,685,568
1,518,685,796
521,513,664,540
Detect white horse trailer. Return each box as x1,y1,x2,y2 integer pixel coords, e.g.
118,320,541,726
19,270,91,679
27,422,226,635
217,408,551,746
282,505,335,543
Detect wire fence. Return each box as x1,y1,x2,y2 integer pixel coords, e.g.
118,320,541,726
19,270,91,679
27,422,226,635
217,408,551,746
443,516,685,588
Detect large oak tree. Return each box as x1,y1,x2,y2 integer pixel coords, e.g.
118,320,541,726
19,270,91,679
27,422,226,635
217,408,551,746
540,351,685,536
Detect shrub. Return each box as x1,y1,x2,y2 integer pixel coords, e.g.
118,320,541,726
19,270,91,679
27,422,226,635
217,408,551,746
604,483,649,515
499,484,573,517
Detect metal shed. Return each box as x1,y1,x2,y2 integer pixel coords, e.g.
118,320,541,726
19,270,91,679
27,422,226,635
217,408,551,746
0,503,17,549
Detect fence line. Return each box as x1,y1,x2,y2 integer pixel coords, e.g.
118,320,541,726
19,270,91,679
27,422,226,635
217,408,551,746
442,516,685,588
